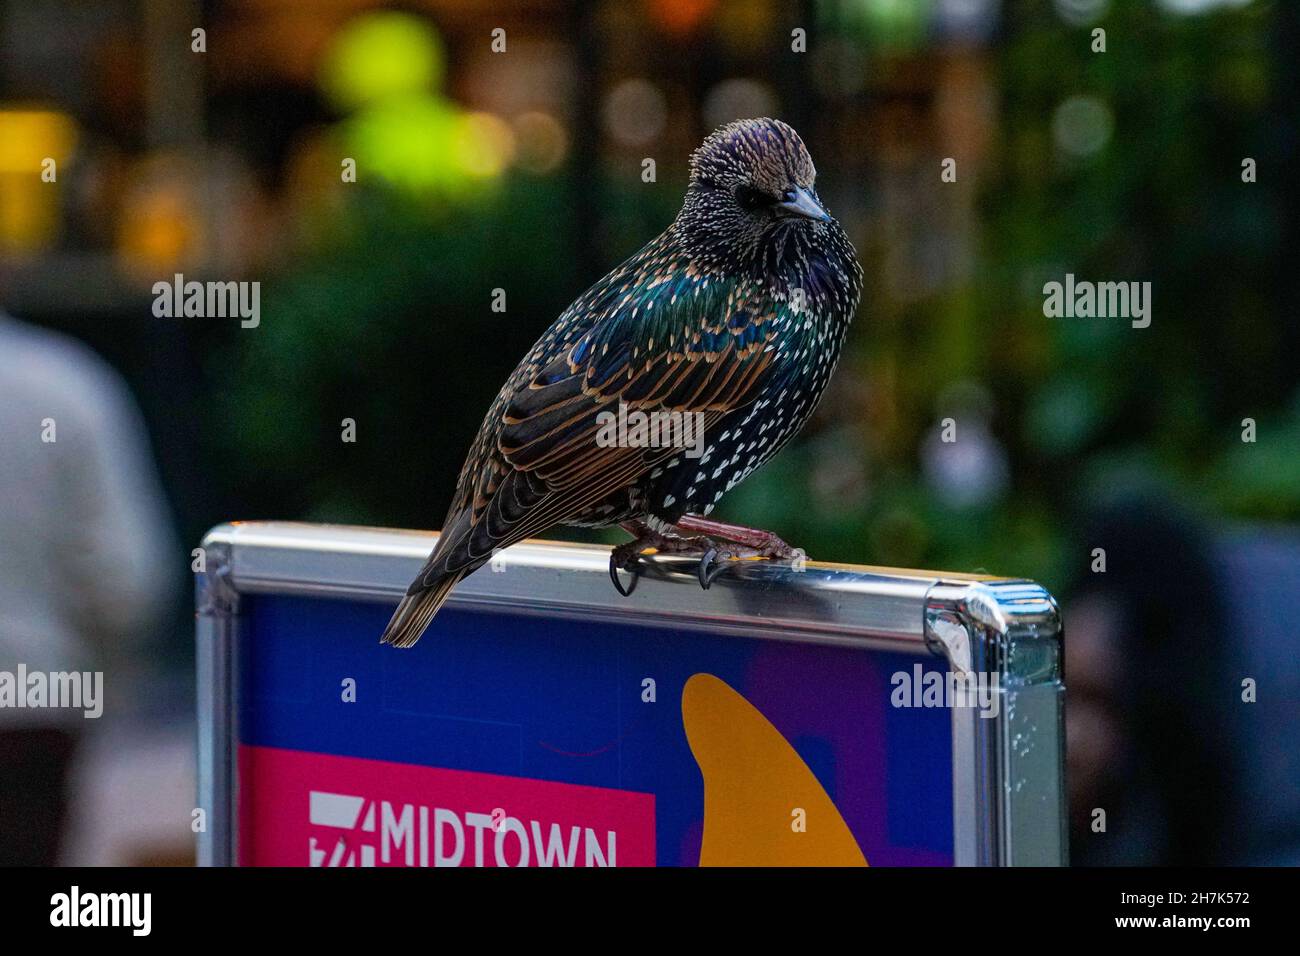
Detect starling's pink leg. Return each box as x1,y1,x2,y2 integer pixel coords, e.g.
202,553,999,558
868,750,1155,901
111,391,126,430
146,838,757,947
670,515,806,589
671,515,803,559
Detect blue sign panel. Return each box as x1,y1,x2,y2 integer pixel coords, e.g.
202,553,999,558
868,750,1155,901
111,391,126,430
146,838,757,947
236,592,953,866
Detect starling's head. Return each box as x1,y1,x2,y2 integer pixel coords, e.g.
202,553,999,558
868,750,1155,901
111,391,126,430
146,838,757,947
678,118,835,273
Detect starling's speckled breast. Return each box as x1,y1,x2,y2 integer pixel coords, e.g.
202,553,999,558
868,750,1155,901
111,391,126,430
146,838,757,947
563,215,862,527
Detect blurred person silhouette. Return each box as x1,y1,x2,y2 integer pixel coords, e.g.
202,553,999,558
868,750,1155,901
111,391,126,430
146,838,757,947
0,311,178,865
1216,523,1300,864
1065,495,1236,866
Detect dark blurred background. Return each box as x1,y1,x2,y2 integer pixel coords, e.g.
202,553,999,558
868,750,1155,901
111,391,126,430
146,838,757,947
0,0,1296,865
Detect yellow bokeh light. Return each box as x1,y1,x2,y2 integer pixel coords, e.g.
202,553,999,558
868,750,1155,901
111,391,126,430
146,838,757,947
0,109,79,252
0,109,78,172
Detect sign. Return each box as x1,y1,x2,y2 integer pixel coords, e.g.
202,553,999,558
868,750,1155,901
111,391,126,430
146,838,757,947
197,522,1065,866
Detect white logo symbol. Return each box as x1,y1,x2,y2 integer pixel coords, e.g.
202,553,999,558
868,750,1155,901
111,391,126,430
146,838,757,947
309,791,376,866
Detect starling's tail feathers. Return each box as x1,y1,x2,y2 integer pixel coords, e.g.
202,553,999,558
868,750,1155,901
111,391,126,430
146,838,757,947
381,511,481,648
379,571,464,648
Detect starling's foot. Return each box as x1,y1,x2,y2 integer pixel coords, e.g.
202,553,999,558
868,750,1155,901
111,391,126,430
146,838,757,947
609,522,719,597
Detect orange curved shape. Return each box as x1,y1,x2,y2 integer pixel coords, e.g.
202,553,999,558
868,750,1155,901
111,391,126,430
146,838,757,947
682,673,868,866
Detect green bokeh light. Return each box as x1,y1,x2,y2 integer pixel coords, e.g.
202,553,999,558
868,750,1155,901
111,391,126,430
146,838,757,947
319,12,446,113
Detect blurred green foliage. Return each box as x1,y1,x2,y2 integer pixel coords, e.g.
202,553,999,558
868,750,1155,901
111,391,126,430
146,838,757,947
211,173,677,532
736,0,1297,594
214,1,1296,599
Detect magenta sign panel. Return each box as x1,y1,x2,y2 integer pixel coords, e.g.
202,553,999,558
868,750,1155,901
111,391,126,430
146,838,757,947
239,745,657,867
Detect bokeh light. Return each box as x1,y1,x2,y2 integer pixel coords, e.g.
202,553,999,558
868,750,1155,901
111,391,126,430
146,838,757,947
512,111,569,174
1052,94,1113,158
602,79,668,147
0,109,78,252
318,12,446,113
1052,0,1110,27
703,79,778,131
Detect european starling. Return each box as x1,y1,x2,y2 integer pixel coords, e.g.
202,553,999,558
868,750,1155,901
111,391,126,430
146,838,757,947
381,118,863,648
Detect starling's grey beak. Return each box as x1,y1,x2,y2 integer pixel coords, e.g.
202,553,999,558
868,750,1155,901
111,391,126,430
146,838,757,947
776,186,831,222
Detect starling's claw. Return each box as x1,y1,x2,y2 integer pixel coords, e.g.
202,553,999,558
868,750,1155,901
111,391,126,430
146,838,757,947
697,548,717,590
609,551,640,597
697,548,737,590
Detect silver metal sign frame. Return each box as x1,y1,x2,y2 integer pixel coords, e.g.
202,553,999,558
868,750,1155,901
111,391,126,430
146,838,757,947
196,521,1066,867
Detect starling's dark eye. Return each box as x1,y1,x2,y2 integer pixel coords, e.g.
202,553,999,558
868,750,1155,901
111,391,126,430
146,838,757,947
734,184,775,212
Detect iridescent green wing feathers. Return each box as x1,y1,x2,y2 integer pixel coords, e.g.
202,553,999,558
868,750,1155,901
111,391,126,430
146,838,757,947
501,268,781,482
